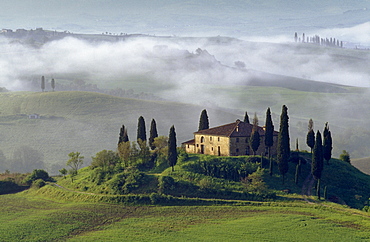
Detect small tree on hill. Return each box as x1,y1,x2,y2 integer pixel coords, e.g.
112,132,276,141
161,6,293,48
198,109,209,131
149,118,158,150
118,124,129,145
66,152,84,174
306,119,315,153
137,116,146,142
277,105,290,184
168,125,177,171
339,150,350,164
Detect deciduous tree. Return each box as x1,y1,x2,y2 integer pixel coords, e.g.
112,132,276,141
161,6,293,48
66,152,84,174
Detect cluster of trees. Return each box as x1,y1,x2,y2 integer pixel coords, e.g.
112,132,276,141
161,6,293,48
294,32,344,48
117,116,178,171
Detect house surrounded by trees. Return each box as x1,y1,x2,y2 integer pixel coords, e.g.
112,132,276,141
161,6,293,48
182,119,279,156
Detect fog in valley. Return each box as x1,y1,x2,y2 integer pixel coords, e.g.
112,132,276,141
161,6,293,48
0,0,369,173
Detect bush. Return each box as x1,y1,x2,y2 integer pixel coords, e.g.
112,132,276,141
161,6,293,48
107,167,146,195
23,169,51,185
158,176,175,194
32,179,46,188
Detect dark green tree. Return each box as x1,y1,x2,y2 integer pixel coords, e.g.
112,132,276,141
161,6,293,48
249,113,260,155
312,130,323,199
118,124,127,145
244,111,250,124
198,109,209,131
41,76,45,92
51,78,55,91
168,125,177,171
137,116,146,142
323,123,332,164
149,118,158,150
264,107,274,158
339,150,350,164
306,119,315,153
277,105,290,184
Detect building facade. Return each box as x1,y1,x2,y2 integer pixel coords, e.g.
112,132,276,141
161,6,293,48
182,119,278,156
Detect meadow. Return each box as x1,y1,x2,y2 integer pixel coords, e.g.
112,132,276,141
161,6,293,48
1,188,370,241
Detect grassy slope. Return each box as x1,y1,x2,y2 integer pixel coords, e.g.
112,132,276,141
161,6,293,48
0,91,235,173
1,190,370,241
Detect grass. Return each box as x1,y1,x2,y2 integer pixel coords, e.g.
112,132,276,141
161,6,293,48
1,189,370,241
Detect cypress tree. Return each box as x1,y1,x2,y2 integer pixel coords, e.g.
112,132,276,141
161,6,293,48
312,130,323,180
244,111,250,124
306,119,315,153
41,76,45,92
168,125,177,171
249,113,260,156
277,105,290,184
51,78,55,91
264,107,274,158
198,109,209,131
149,118,158,150
137,116,146,142
323,123,332,164
118,125,129,145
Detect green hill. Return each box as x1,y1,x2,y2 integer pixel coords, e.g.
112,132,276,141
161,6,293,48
0,91,237,173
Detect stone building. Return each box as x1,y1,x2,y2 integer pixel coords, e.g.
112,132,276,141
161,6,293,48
182,119,278,156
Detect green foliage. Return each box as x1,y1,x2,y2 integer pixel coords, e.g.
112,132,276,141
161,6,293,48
66,152,84,173
182,156,260,182
339,150,351,164
90,150,120,172
241,168,274,197
107,167,146,195
249,129,260,156
158,175,175,194
23,169,50,185
198,109,209,131
118,124,129,144
323,123,332,162
306,129,315,152
59,168,67,177
32,179,46,188
168,125,177,171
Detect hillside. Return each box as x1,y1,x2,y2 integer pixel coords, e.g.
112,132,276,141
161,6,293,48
352,158,370,175
0,91,237,173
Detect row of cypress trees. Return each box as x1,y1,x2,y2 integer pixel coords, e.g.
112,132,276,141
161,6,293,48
117,116,178,171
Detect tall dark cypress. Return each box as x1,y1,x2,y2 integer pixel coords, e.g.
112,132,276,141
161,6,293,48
137,116,146,142
249,113,260,156
118,125,129,145
149,118,158,150
312,130,323,180
323,123,332,164
168,125,177,171
198,109,209,131
306,119,315,153
277,105,290,183
264,107,274,157
51,78,55,91
244,111,250,124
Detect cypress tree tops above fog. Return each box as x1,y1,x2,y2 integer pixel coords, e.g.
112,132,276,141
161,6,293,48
198,109,209,131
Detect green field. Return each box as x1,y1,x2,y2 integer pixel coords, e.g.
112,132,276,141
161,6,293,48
1,189,370,241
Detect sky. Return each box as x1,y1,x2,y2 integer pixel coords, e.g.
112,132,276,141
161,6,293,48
0,0,369,44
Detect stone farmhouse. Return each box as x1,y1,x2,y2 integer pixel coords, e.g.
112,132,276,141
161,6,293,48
182,119,278,156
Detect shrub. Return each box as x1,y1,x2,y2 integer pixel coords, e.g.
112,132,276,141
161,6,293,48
32,179,46,188
23,169,51,185
158,176,175,194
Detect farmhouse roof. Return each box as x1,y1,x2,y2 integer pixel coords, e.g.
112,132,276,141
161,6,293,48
194,119,278,137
